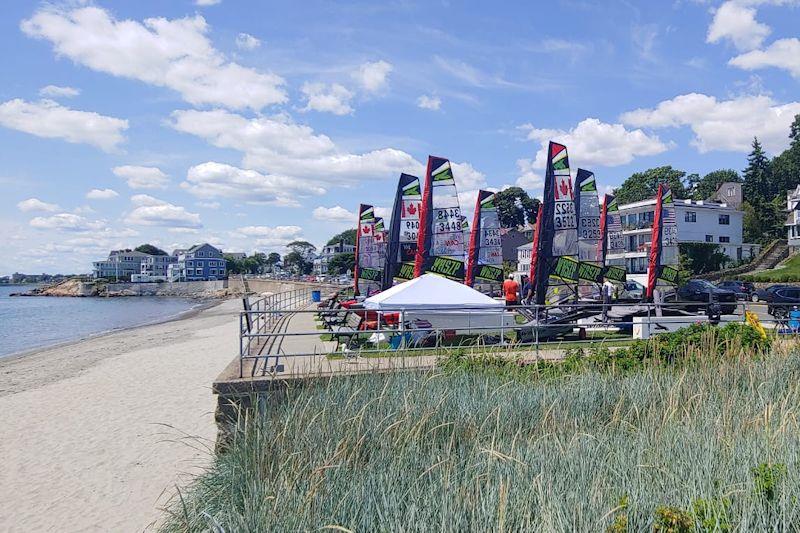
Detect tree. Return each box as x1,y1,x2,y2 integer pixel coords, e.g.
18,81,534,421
614,166,689,205
286,240,317,260
494,187,540,227
742,137,772,204
771,114,800,197
327,252,355,275
283,251,313,275
690,169,741,200
742,197,785,245
135,244,168,256
679,243,730,274
326,229,357,246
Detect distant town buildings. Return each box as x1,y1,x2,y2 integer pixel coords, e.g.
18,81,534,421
93,243,226,282
313,241,355,275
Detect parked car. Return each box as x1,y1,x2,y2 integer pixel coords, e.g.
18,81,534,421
765,286,800,319
716,280,756,300
618,280,644,301
753,284,790,303
676,279,737,314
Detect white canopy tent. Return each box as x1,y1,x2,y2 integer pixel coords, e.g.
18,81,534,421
363,274,513,334
363,274,504,310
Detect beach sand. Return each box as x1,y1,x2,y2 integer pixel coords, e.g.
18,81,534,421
0,298,241,532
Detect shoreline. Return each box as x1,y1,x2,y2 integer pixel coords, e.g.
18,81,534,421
0,297,224,363
0,297,242,531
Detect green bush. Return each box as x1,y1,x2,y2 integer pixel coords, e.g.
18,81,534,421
753,462,787,502
653,505,693,532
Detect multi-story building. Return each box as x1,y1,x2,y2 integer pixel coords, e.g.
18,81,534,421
611,186,759,284
140,254,177,279
168,243,227,281
92,250,152,279
313,241,355,275
786,184,800,253
514,183,760,284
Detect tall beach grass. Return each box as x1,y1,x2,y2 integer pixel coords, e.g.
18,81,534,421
164,327,800,531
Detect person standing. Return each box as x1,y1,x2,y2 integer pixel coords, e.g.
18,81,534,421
521,275,531,305
503,274,520,307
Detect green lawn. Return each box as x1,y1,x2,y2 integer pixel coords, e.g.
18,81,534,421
745,254,800,282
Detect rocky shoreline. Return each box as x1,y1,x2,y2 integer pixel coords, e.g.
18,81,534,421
12,278,238,299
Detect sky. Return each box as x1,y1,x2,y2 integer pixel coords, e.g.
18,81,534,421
1,0,799,275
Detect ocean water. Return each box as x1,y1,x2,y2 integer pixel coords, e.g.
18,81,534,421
0,285,206,358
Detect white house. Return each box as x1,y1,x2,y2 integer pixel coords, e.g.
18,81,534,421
786,185,800,253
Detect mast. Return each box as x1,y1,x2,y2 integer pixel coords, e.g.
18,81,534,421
382,174,421,290
465,190,503,289
533,141,579,306
413,156,466,281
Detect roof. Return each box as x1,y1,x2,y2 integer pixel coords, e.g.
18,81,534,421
363,274,504,310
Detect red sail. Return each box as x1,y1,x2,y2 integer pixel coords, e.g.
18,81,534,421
646,184,665,300
413,157,435,278
465,192,481,287
528,211,543,296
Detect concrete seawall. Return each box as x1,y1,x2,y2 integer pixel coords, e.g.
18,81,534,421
106,280,228,297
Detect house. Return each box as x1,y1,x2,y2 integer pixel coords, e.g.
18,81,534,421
611,188,759,284
226,252,247,260
786,185,800,253
501,225,534,265
92,250,152,279
313,241,355,275
168,243,227,281
140,254,177,279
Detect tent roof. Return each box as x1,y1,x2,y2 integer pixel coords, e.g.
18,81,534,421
363,273,504,310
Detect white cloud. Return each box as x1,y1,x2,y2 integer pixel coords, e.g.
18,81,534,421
196,0,221,6
113,165,170,189
169,109,422,182
515,159,545,191
301,82,354,115
707,1,771,51
126,195,202,228
620,92,800,153
21,6,285,110
450,162,487,191
353,60,392,92
183,161,325,206
312,205,355,223
0,99,127,151
236,32,260,50
730,38,800,77
416,95,441,111
17,198,60,212
520,118,671,168
196,200,220,209
39,85,80,98
235,225,303,248
86,188,119,200
29,213,105,232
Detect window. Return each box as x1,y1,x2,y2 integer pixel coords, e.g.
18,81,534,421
719,236,730,243
719,214,730,225
210,269,216,275
727,186,735,197
198,251,204,257
706,235,713,242
684,211,696,222
187,261,193,267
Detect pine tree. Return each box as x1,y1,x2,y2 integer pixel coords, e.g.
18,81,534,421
742,137,772,204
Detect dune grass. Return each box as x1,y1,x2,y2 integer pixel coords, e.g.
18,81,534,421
163,326,800,532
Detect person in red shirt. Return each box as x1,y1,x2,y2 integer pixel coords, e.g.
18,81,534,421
502,274,520,307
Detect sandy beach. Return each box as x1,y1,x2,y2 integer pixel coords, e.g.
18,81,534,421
0,298,241,532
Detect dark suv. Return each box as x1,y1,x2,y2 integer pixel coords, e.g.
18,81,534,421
716,280,756,300
676,279,737,314
766,286,800,319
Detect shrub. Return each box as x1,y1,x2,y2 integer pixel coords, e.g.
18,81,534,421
653,505,693,532
753,462,787,502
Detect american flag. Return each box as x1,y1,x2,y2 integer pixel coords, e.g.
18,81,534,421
608,214,622,232
663,207,676,224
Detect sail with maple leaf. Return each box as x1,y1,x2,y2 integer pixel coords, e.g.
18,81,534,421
382,173,422,289
646,183,680,299
465,190,503,289
354,204,382,296
599,194,627,284
574,169,603,299
533,141,579,305
414,156,466,281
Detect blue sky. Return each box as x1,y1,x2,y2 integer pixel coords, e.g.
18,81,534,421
1,0,799,275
